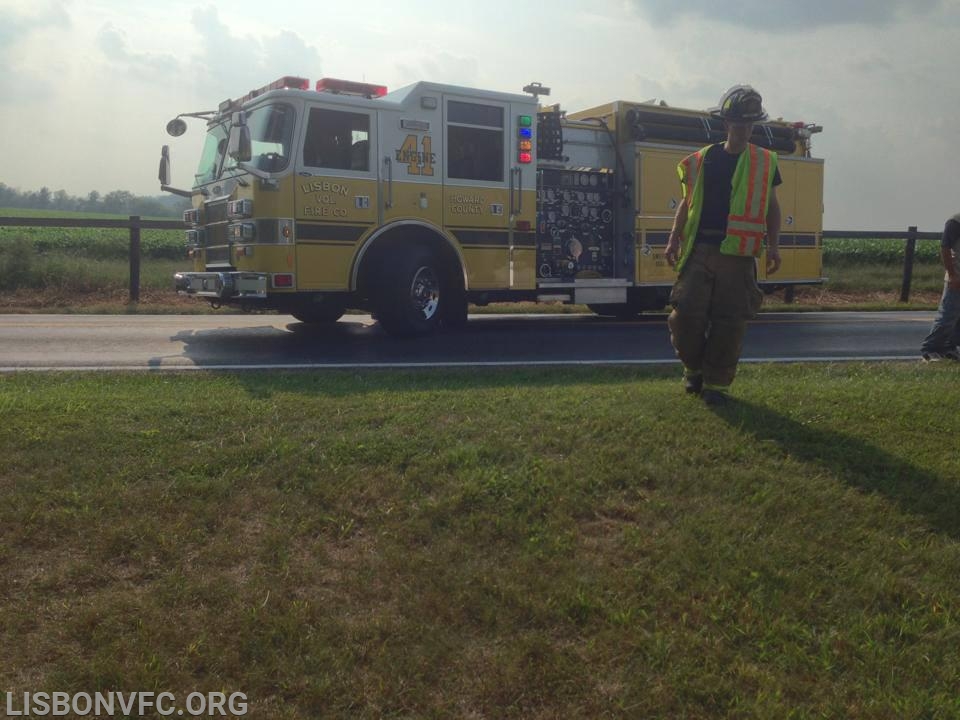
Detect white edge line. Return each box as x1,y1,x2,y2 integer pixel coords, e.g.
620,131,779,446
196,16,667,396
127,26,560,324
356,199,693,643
0,356,921,372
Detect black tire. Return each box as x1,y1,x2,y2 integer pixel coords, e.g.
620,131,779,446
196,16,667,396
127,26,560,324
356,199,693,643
442,284,468,330
588,290,668,319
290,300,345,324
373,247,446,337
587,303,641,319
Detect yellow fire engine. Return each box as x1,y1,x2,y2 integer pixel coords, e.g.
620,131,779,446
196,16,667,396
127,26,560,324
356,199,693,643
161,76,824,335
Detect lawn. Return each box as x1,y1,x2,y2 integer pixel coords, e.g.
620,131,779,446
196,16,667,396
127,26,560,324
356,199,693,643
1,364,958,718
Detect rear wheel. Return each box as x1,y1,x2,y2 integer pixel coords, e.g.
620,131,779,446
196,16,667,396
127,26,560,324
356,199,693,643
588,302,642,319
374,247,446,337
588,290,668,318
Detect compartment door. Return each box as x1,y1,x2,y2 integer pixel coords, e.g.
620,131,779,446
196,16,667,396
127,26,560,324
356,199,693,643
442,95,513,289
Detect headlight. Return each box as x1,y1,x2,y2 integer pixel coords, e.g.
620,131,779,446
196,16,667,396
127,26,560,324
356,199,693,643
227,199,253,219
228,222,256,240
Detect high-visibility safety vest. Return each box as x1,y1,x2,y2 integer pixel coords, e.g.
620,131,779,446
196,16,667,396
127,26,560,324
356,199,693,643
676,144,778,273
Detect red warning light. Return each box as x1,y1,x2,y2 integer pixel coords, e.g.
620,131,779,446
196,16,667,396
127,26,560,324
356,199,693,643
315,78,387,97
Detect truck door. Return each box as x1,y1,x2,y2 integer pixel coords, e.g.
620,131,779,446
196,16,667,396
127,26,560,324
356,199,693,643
294,103,378,290
377,104,444,228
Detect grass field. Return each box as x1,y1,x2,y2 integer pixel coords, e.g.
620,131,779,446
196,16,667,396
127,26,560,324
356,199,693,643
1,364,959,718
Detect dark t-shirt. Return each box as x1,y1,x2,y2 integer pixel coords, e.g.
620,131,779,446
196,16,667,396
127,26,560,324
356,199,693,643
697,143,782,244
942,217,960,250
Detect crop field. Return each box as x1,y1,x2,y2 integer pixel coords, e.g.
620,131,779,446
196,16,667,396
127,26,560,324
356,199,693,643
0,209,949,308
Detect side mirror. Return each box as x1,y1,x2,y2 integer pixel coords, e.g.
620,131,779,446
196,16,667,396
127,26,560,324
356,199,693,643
159,145,171,186
227,111,252,162
166,117,188,137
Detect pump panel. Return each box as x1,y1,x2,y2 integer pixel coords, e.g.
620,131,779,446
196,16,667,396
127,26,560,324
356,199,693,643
536,168,616,279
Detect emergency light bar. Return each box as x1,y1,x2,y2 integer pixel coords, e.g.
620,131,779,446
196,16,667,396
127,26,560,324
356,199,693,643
234,77,310,107
315,78,388,98
222,76,387,114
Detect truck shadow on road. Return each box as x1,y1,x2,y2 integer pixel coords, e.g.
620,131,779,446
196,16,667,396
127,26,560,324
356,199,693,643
708,398,959,540
161,314,672,369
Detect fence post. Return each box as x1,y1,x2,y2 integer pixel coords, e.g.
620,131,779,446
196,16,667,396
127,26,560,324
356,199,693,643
129,215,141,303
899,225,917,303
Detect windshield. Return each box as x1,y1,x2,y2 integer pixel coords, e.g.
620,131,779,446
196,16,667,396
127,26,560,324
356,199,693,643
194,122,229,186
223,103,297,176
194,103,297,186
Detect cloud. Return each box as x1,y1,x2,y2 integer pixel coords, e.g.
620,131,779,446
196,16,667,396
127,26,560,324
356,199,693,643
96,24,180,80
0,1,71,104
189,7,323,98
627,0,942,31
395,52,480,89
0,0,70,48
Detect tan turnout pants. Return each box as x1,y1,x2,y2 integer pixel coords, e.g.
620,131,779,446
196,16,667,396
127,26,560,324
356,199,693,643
667,244,764,389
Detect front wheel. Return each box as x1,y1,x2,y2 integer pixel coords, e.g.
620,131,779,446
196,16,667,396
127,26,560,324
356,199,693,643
374,247,445,337
291,305,345,324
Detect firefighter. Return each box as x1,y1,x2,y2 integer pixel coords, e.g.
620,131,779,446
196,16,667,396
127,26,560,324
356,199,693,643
919,213,960,362
664,85,782,406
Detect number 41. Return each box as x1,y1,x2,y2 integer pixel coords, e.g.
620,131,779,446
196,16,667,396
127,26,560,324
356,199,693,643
398,134,434,176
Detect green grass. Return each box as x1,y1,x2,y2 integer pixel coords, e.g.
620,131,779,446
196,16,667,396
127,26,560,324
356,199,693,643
1,364,959,718
823,260,944,294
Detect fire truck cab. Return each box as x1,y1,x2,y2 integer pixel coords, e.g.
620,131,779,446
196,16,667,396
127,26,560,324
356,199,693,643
163,76,823,335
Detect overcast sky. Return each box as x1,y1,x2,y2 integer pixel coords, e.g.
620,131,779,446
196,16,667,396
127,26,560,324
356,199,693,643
1,0,957,229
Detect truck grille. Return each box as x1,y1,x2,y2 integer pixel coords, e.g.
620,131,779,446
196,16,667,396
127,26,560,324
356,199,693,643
205,246,232,266
204,200,229,224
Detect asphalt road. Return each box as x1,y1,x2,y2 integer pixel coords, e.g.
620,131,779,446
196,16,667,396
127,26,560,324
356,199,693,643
0,312,933,371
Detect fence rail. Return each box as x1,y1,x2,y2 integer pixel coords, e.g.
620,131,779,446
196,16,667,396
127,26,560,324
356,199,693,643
0,215,183,302
0,217,945,304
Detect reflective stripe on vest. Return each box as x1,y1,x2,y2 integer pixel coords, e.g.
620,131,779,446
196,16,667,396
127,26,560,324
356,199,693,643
725,143,774,257
675,144,777,272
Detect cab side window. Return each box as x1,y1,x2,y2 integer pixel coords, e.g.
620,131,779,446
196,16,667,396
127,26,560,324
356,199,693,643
447,101,503,182
303,108,370,171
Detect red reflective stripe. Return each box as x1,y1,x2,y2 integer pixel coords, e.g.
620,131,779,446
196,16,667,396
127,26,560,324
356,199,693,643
759,149,771,213
728,228,763,256
729,147,771,223
682,152,703,206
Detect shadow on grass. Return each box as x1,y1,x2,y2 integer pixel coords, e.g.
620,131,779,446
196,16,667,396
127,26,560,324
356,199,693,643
709,398,959,539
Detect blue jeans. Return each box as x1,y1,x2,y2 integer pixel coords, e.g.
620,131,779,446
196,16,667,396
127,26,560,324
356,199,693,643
921,280,960,352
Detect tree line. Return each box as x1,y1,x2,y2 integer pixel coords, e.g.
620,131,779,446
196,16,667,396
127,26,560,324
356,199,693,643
0,183,190,218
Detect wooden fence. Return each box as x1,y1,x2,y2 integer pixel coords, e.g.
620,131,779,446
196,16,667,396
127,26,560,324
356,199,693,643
0,215,183,302
821,227,941,303
0,216,945,303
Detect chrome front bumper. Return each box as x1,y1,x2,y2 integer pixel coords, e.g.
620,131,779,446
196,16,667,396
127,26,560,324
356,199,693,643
174,271,268,299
